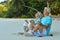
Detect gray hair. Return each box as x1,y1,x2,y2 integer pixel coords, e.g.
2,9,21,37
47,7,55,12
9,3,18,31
44,7,50,13
37,12,43,18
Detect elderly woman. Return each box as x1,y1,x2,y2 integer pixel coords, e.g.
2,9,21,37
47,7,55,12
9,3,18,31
23,12,46,36
33,7,52,36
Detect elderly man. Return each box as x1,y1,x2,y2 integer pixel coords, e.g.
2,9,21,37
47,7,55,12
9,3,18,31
41,7,52,35
33,7,52,36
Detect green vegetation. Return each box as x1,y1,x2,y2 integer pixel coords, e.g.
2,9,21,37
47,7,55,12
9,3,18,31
0,0,60,18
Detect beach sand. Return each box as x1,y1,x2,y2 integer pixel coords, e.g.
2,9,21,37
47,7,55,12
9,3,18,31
0,18,60,40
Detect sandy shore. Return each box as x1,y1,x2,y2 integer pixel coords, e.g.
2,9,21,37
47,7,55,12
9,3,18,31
0,18,60,40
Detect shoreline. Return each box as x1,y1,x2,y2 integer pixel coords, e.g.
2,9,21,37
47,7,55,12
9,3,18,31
0,17,60,21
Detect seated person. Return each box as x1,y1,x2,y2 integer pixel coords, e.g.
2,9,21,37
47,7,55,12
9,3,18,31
23,12,46,36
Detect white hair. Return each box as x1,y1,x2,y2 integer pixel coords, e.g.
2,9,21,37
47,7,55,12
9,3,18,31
44,7,50,13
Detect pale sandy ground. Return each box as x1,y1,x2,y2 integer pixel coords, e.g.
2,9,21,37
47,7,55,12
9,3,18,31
0,18,60,40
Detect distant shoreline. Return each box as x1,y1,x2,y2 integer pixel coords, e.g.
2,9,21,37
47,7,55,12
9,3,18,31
0,18,60,21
